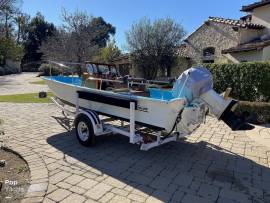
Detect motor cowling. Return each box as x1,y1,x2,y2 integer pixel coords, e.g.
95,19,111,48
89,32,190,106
173,66,245,131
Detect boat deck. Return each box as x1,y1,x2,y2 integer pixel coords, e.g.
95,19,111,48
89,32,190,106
45,76,175,101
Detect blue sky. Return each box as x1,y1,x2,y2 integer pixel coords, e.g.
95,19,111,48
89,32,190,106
22,0,255,51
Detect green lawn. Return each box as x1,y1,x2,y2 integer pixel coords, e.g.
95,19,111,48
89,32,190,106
0,92,53,103
29,80,46,85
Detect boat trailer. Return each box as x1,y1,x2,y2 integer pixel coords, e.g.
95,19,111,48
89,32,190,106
51,93,185,151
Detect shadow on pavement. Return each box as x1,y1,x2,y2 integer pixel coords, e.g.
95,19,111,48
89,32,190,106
0,78,14,85
47,129,270,202
52,116,73,132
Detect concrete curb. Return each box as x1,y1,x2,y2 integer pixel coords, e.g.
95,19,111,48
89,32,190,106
8,145,49,203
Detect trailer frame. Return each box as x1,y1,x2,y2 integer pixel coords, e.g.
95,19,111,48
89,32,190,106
51,92,183,151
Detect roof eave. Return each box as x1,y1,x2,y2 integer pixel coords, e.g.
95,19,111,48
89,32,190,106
222,47,264,54
241,1,270,12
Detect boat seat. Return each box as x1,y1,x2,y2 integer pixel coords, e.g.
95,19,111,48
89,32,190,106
112,88,129,93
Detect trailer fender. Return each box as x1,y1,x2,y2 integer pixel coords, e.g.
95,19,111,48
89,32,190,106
75,110,103,135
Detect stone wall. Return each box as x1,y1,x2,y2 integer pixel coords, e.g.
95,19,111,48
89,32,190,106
180,22,240,64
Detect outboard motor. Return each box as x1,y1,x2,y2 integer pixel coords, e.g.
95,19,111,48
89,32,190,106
173,66,245,131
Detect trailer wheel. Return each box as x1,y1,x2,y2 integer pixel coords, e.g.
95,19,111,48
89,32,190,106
75,114,95,146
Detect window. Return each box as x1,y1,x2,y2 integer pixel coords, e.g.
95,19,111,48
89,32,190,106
202,47,215,63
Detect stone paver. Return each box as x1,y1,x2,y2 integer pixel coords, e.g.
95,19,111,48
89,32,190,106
60,193,86,203
46,188,71,202
77,179,98,190
246,123,270,149
1,102,270,202
84,183,112,200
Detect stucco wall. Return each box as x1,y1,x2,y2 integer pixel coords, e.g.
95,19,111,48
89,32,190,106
262,45,270,60
239,28,263,44
251,4,270,34
182,22,239,64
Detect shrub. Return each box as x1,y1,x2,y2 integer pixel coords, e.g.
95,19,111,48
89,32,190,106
38,63,61,76
21,61,41,72
4,66,19,75
0,67,5,76
38,63,73,76
203,62,270,102
0,66,19,75
0,55,4,66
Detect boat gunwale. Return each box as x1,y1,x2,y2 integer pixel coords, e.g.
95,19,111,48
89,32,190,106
43,76,185,103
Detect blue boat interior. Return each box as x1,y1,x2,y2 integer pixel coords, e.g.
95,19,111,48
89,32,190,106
45,76,182,101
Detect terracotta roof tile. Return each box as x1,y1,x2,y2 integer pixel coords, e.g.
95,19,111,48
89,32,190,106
208,16,265,29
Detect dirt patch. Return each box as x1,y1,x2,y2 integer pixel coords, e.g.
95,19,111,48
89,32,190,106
0,148,30,203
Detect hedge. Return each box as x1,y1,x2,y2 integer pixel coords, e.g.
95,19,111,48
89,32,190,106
21,61,41,72
203,62,270,102
0,66,20,76
38,63,73,76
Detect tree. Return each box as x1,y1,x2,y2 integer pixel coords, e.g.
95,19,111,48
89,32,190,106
14,12,30,44
126,18,186,79
95,39,121,63
22,12,55,69
39,28,71,61
0,38,23,65
0,0,21,39
40,9,116,74
0,0,23,66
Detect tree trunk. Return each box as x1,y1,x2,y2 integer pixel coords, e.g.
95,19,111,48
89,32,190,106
17,22,21,44
166,66,171,77
76,54,82,77
5,12,9,39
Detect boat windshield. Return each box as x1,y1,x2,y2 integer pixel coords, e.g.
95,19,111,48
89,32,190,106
86,64,98,75
110,67,117,75
98,65,110,74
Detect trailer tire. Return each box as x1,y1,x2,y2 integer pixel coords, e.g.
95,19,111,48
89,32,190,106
75,114,95,146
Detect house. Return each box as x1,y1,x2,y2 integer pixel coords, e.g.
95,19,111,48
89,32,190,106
179,0,270,64
112,54,190,78
112,54,142,77
114,1,270,78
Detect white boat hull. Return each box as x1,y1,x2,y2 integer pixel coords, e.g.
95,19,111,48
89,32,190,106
44,78,186,132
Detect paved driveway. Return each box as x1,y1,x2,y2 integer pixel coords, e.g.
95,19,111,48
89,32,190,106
0,73,49,95
1,103,270,203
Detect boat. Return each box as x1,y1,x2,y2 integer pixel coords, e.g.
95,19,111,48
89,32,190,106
43,61,245,150
44,74,185,132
